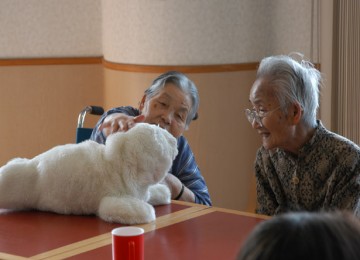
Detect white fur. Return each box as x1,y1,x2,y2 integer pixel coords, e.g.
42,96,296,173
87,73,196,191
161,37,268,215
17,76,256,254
0,123,178,224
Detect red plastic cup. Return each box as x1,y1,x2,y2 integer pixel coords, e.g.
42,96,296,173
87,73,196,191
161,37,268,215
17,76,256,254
112,227,145,260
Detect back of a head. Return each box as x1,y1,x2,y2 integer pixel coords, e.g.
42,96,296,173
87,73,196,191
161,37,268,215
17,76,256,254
238,211,360,260
256,54,322,128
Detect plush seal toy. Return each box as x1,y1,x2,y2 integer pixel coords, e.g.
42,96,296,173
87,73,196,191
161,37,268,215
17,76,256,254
0,123,178,224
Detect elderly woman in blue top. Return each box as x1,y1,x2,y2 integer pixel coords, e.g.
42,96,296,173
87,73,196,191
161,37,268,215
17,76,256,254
91,71,211,206
245,54,360,216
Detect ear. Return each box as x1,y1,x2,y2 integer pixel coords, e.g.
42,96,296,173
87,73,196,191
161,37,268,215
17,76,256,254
138,95,146,112
291,102,303,124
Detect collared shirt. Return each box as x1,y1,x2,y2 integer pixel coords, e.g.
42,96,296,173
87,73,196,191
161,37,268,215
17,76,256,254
255,120,360,216
90,106,212,206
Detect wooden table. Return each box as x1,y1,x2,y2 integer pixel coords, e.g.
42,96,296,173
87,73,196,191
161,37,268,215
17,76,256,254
0,201,269,260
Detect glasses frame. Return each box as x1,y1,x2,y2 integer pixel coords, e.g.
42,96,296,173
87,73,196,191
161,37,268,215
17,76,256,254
245,106,281,127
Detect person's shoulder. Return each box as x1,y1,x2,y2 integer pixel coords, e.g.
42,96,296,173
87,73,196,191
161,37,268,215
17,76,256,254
108,106,139,116
176,136,195,154
318,123,360,158
320,125,360,151
176,136,187,148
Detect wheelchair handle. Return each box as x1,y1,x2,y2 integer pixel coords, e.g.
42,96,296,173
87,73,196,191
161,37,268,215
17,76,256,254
77,106,104,128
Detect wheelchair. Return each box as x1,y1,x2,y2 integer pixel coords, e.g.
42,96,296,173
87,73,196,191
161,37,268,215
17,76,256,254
76,106,104,143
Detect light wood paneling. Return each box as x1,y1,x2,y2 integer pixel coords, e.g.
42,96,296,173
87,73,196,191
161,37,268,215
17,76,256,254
0,63,104,164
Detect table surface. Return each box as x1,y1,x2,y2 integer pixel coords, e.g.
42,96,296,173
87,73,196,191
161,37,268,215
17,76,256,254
0,201,269,260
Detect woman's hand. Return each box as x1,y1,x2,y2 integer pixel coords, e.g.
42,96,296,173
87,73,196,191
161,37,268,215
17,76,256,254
162,174,195,203
100,113,145,137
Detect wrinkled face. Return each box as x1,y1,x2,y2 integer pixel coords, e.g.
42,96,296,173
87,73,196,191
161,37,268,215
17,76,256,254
249,78,295,151
140,83,192,138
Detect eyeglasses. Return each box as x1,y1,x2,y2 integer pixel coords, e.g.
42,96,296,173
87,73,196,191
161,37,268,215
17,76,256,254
244,106,281,127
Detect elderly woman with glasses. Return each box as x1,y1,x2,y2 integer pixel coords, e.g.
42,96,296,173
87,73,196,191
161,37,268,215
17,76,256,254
245,54,360,216
90,71,211,206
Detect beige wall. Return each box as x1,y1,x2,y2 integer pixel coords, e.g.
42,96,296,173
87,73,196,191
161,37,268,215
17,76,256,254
186,72,262,211
103,0,319,65
0,64,104,164
0,0,102,58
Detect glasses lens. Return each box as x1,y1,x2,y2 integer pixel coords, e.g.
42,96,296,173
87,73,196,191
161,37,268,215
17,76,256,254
245,109,255,124
245,109,263,126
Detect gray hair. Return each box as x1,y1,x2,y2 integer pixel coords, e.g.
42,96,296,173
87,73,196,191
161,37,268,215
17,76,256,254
256,54,322,128
144,71,199,127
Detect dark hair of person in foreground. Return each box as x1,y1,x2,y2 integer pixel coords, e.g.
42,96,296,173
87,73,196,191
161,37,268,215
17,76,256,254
238,211,360,260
